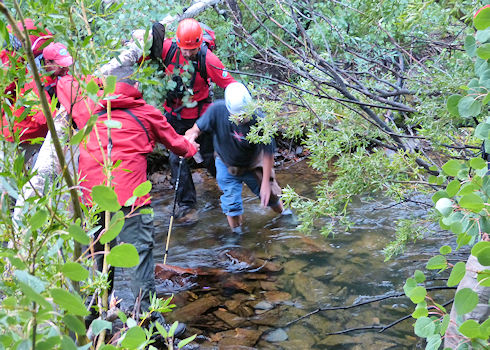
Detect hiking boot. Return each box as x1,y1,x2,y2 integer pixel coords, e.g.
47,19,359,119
175,207,198,226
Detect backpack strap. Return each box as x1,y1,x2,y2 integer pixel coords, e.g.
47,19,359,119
96,108,151,144
197,43,208,83
163,41,178,69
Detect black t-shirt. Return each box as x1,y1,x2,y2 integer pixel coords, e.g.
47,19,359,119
196,100,275,168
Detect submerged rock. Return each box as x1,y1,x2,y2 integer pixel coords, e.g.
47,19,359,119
264,328,288,342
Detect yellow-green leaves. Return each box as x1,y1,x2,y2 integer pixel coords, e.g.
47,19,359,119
106,244,139,268
92,185,121,212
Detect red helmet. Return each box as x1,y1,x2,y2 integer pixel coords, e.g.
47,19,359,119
176,18,203,49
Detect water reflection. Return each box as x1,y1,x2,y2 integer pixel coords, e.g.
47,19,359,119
117,161,454,349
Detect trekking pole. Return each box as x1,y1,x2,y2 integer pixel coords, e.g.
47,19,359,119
163,157,183,264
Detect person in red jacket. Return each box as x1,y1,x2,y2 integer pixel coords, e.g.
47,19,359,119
1,18,53,101
2,42,72,164
152,18,237,225
58,67,197,333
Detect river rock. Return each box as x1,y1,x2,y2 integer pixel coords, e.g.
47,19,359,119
254,301,274,310
223,277,254,294
283,259,309,275
213,309,245,328
263,328,288,342
167,295,221,322
260,281,278,291
224,299,241,312
214,328,263,347
264,291,291,304
293,272,330,303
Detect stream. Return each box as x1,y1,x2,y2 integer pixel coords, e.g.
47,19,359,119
115,161,456,349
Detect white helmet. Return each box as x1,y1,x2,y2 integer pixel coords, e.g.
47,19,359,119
225,82,252,115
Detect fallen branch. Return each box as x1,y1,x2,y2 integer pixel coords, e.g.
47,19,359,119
284,286,456,327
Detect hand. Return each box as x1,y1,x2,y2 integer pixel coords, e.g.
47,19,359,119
260,180,271,208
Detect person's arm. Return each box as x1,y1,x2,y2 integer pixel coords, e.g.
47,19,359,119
205,51,237,89
260,152,274,207
184,123,202,144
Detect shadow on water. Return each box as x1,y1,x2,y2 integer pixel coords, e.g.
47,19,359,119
117,161,455,349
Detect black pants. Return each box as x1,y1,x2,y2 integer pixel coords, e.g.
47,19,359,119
167,113,216,209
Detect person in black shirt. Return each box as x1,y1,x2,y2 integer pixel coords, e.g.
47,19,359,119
185,82,284,232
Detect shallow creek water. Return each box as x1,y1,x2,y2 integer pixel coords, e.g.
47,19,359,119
115,161,456,349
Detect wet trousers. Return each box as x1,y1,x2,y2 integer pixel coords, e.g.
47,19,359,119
93,206,157,313
167,113,216,209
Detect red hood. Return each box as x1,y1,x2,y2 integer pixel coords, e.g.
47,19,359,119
94,82,146,112
57,77,145,127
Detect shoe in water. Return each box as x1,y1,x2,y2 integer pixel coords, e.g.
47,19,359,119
175,207,198,226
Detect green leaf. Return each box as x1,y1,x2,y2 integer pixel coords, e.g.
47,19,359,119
412,302,428,319
407,286,426,304
447,262,466,287
69,129,86,146
458,319,481,339
478,43,490,60
87,80,100,95
154,321,168,338
403,277,417,296
458,194,484,213
100,346,117,350
177,334,197,349
472,241,490,257
474,6,490,30
414,316,435,338
120,326,146,349
91,319,112,336
124,196,137,207
477,269,490,287
426,255,447,270
50,288,89,316
475,123,490,139
91,185,121,212
458,183,480,196
447,94,462,116
458,96,482,118
105,75,117,94
435,198,453,217
106,244,139,268
30,209,48,231
446,180,461,197
464,35,477,57
103,120,122,129
61,262,89,282
476,247,490,266
426,334,442,350
440,314,451,335
480,69,490,88
454,288,479,315
61,335,77,350
439,245,452,255
14,270,45,293
442,160,462,177
476,57,489,77
470,157,487,170
100,211,125,244
477,27,490,43
68,223,90,245
414,270,425,283
63,315,86,335
133,180,152,197
432,191,449,204
483,92,490,105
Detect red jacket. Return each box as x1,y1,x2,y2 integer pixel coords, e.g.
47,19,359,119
77,82,197,207
161,38,236,119
2,76,56,142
